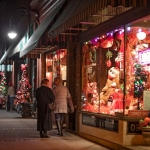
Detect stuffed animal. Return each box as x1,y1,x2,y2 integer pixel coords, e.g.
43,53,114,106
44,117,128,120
100,67,120,105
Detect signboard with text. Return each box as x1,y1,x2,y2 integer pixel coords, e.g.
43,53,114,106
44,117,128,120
128,110,149,118
127,121,142,134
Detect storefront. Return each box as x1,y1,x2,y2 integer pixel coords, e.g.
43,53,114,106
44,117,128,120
46,49,67,88
79,11,150,147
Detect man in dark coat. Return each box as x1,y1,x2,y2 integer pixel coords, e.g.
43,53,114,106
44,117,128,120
36,78,55,138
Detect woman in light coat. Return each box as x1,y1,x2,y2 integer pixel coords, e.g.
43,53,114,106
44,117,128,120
53,77,74,136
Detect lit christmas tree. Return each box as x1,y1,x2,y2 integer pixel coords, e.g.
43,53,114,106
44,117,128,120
14,64,32,108
0,72,7,95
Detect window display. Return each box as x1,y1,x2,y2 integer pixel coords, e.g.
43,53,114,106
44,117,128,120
125,16,150,113
81,14,150,116
46,49,67,86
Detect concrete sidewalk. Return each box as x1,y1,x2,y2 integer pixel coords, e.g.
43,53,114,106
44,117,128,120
0,109,150,150
0,109,110,150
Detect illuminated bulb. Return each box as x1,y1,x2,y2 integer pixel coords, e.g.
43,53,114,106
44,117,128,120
8,32,17,39
127,27,131,31
136,31,146,40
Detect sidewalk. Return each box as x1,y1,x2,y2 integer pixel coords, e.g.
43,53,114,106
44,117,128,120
0,109,110,150
0,109,150,150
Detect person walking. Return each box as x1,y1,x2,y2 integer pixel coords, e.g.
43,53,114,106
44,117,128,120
53,76,74,136
7,82,15,111
36,78,55,138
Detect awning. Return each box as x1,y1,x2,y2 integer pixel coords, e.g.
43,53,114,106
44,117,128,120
79,7,150,42
0,52,7,64
107,0,150,7
48,0,150,37
48,0,97,35
19,1,65,58
0,11,37,64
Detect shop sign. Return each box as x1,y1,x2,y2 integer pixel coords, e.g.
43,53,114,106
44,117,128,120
82,114,118,132
127,121,142,134
128,110,149,118
138,48,150,65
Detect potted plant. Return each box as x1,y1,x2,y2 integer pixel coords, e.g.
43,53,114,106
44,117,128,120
139,111,150,146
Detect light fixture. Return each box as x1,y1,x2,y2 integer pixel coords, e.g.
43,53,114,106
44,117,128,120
8,7,30,39
8,32,17,39
8,25,17,39
136,31,146,40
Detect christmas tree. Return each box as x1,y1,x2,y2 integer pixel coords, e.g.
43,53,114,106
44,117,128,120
0,72,7,95
14,64,32,106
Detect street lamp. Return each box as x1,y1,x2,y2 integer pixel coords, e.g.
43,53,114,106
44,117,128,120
8,25,17,39
8,7,30,39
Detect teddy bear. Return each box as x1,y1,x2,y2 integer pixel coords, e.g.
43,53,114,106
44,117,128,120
100,67,120,105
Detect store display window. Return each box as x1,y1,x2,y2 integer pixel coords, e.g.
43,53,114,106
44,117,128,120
81,15,150,117
46,49,67,86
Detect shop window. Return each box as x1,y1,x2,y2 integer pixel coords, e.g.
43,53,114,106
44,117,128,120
81,28,125,115
46,49,67,88
82,15,150,117
125,15,150,114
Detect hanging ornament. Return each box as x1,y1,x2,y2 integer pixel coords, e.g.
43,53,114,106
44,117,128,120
106,59,111,67
106,49,113,67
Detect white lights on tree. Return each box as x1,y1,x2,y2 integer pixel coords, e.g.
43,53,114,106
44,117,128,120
8,32,17,39
136,31,146,40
